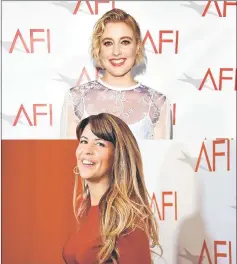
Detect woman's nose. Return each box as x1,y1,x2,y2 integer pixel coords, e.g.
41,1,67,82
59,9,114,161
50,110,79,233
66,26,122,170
112,44,122,56
83,144,94,155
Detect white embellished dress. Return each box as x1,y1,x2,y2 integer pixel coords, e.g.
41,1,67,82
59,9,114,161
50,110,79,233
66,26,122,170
60,78,172,140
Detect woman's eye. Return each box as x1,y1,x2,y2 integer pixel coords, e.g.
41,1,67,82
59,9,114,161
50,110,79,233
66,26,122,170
122,40,131,45
80,140,87,144
103,41,112,47
96,142,105,147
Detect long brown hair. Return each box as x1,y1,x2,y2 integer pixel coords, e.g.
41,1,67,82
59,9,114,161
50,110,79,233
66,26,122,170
73,113,162,263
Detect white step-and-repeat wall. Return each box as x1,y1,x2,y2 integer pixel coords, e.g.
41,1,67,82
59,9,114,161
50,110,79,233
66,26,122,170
2,1,236,263
2,0,236,140
140,139,236,263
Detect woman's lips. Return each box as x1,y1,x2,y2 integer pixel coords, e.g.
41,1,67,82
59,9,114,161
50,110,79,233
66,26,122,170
81,159,96,168
109,58,126,67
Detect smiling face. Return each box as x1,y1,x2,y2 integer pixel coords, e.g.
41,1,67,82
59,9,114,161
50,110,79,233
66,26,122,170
76,124,115,184
99,22,139,78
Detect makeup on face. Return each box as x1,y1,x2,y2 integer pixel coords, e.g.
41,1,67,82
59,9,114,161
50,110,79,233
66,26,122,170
99,22,138,81
76,125,114,182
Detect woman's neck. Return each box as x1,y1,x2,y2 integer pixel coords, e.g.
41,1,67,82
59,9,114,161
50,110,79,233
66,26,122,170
87,181,110,206
101,73,137,88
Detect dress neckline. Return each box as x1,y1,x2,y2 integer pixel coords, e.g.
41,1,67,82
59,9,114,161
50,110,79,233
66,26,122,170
90,204,99,208
97,78,140,91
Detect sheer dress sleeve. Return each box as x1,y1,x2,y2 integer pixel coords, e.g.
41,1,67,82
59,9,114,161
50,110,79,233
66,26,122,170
153,98,172,140
60,89,81,139
148,90,173,140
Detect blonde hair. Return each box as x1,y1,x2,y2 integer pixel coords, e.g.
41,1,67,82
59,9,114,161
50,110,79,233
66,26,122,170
91,8,144,67
73,113,162,263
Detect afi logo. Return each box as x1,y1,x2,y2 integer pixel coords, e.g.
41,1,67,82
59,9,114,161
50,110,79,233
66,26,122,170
13,104,53,126
77,67,100,86
179,248,205,263
202,1,237,17
150,191,178,221
142,30,179,54
9,29,51,53
199,68,237,91
199,240,232,263
195,139,231,172
74,0,115,15
54,67,101,87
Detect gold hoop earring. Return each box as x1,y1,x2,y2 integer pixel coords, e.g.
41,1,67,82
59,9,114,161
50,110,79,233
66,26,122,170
73,166,80,175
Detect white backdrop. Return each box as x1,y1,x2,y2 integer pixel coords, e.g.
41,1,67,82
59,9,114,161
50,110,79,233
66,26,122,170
139,139,236,263
2,0,236,139
2,1,236,264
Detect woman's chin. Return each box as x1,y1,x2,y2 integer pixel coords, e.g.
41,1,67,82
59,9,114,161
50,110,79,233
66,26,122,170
102,64,132,77
80,174,93,180
108,69,131,77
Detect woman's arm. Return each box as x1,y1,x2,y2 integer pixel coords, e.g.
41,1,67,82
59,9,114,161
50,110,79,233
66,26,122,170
153,98,173,140
117,228,151,264
60,90,80,139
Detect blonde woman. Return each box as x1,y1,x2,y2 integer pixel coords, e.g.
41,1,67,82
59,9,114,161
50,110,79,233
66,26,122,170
62,113,162,264
60,8,172,140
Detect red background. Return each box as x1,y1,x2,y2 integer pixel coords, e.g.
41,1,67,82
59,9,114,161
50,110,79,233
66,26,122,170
2,140,81,264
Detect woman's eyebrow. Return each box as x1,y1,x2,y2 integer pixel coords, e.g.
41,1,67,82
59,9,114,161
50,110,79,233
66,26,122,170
101,37,112,42
94,138,106,141
101,36,133,42
120,36,133,40
80,136,105,141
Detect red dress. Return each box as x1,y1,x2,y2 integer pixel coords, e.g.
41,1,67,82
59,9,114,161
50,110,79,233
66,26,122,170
62,204,151,264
